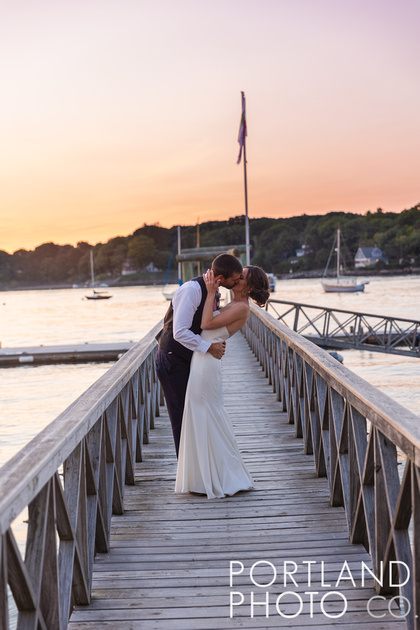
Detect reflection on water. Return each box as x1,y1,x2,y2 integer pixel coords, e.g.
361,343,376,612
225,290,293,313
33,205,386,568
0,285,168,346
338,349,420,414
0,363,110,466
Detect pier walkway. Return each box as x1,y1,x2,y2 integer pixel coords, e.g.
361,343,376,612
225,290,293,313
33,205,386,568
68,333,404,629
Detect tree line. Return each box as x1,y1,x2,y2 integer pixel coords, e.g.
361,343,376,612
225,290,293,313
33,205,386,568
1,203,419,288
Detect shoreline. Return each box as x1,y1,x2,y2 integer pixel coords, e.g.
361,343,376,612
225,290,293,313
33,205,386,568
1,267,420,292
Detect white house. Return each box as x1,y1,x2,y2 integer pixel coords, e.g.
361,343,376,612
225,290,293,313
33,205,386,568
122,260,161,275
354,247,388,268
144,262,160,273
296,244,311,258
121,260,138,275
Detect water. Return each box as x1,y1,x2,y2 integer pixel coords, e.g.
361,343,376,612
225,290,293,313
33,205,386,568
0,285,171,465
273,274,420,320
0,277,419,467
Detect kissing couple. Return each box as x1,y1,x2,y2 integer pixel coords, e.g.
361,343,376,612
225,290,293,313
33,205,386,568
156,254,270,499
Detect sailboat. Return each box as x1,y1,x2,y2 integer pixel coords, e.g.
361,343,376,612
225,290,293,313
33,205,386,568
321,229,369,293
85,250,112,300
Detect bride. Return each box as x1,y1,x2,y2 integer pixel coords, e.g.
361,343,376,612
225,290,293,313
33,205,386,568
175,265,270,499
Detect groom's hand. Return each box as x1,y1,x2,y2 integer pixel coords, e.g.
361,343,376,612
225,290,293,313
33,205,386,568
207,341,226,359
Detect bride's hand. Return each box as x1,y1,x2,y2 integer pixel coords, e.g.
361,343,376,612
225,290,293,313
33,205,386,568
203,269,220,293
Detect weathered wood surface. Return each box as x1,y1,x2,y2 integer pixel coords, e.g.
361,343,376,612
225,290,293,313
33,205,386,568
68,333,405,629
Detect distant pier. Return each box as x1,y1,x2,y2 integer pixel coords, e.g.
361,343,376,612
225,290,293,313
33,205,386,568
0,342,134,366
267,299,420,357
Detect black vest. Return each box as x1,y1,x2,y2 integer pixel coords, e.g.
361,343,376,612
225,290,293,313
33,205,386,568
157,276,207,362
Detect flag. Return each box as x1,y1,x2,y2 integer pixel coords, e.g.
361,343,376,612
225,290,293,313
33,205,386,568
236,91,247,164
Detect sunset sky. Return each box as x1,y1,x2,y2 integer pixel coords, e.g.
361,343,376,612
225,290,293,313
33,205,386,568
1,0,419,254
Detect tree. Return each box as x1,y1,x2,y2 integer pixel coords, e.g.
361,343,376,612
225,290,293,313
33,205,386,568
2,202,420,287
0,250,12,282
127,235,156,269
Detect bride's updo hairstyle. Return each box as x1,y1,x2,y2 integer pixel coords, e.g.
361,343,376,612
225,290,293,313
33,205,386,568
244,266,270,307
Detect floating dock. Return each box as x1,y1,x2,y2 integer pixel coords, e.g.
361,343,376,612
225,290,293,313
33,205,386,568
0,342,135,366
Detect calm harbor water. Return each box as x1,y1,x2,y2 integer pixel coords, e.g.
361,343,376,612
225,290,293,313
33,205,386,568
0,276,419,467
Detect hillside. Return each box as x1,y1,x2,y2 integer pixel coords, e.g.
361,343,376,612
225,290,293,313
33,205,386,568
1,204,419,289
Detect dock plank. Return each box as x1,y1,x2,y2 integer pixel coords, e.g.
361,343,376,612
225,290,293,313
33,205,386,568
68,333,405,629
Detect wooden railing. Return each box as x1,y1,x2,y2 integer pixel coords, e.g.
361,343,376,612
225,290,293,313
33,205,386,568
0,322,163,630
244,305,420,630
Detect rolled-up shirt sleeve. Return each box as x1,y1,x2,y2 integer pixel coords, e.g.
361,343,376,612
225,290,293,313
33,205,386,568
172,282,211,354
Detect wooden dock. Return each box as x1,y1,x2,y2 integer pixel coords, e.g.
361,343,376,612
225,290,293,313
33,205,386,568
68,333,404,629
0,342,134,366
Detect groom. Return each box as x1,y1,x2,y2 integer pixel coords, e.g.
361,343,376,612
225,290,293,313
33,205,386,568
156,253,243,457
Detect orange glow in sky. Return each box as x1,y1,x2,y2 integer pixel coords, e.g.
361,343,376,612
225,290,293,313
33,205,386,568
1,0,419,254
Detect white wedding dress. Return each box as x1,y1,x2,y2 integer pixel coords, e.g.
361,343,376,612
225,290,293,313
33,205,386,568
175,315,254,499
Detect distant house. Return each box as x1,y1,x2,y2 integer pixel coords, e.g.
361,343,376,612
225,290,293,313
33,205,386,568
144,262,160,273
122,260,161,275
354,247,388,268
296,245,311,257
121,260,138,275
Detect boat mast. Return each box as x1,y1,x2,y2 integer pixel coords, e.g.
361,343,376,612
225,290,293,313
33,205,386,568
196,219,200,276
336,228,341,280
90,250,95,288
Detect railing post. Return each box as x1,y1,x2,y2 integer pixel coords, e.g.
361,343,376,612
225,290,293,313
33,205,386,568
293,305,300,331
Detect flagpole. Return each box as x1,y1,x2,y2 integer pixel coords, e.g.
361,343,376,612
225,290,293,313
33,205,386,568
237,91,250,265
177,225,182,284
243,132,250,266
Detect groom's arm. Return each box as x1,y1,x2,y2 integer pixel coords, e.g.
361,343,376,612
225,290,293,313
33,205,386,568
172,282,212,354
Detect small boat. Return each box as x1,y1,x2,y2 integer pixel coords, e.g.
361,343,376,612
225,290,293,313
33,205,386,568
267,273,277,293
322,279,368,293
322,229,369,293
85,251,112,300
85,290,112,301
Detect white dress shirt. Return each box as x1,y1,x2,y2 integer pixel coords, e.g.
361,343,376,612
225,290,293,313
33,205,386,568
172,281,211,354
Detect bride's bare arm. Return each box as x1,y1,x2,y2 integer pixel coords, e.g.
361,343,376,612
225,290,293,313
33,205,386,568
201,270,249,334
202,302,249,333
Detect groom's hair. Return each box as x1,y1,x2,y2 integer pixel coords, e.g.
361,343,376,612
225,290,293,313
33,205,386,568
212,253,243,278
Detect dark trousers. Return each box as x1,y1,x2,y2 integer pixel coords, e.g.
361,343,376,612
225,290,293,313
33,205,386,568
155,347,190,458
